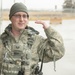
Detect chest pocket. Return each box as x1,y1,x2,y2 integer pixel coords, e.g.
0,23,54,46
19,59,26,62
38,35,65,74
2,41,25,75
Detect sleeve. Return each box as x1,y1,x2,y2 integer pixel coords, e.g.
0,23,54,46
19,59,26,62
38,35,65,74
0,39,4,72
37,26,65,63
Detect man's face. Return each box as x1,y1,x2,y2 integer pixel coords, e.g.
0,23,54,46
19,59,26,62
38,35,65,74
10,12,29,31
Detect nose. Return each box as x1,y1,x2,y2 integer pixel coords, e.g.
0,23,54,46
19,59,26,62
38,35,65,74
20,16,24,21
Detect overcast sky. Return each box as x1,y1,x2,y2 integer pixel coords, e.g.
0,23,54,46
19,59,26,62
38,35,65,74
1,0,64,10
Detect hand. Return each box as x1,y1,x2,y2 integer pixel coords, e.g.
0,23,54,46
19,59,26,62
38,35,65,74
35,20,50,29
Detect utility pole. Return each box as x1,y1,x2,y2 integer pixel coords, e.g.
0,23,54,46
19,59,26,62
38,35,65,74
0,0,2,34
24,0,25,3
0,0,2,19
14,0,15,3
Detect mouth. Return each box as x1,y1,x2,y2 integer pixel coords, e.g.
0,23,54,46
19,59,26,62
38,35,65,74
18,22,24,25
17,23,26,29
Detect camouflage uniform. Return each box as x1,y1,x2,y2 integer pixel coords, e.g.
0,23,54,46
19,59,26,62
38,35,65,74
0,24,65,75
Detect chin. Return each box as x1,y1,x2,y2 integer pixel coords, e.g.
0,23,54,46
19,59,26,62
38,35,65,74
18,25,26,30
18,27,25,29
20,28,25,30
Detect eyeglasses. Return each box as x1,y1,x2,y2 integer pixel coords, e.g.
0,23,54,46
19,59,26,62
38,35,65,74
13,14,28,18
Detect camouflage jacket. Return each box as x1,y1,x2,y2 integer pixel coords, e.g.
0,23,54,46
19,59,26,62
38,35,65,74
0,24,65,75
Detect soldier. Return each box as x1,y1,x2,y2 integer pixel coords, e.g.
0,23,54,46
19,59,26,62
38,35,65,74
0,2,65,75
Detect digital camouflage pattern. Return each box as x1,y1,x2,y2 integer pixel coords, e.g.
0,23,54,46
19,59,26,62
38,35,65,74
0,24,65,75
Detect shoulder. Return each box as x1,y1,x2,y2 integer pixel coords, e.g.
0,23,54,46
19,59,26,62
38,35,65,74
27,26,39,35
0,31,8,45
0,35,4,49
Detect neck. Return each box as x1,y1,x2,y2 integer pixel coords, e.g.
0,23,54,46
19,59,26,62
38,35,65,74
11,29,20,37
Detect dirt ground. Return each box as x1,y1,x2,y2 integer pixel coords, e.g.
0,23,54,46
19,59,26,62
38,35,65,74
1,10,75,21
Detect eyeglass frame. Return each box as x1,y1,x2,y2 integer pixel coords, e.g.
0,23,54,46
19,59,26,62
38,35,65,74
13,14,29,19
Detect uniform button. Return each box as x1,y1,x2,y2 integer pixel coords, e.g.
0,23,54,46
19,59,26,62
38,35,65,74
16,46,20,49
25,60,30,65
16,60,21,65
26,54,30,59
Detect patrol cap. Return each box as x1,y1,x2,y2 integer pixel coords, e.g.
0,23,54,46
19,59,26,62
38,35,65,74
9,2,29,19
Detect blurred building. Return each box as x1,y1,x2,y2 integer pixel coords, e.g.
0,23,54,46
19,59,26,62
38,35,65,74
63,0,75,12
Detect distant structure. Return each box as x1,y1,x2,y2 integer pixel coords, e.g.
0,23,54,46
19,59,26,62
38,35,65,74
0,0,2,21
63,0,75,12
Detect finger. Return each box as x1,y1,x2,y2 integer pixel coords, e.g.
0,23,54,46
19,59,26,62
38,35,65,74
35,20,43,24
